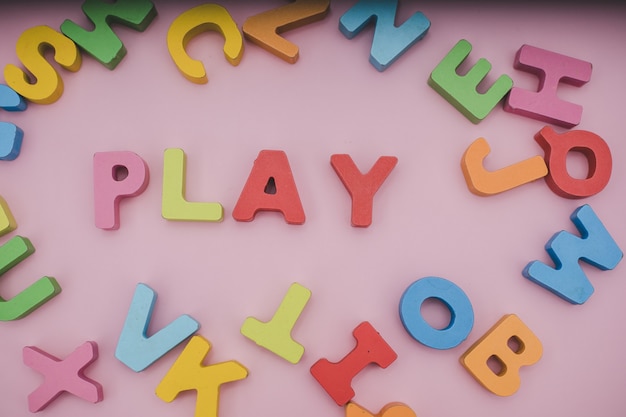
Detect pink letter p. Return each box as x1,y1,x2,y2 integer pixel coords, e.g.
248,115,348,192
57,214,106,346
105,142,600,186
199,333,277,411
93,151,149,230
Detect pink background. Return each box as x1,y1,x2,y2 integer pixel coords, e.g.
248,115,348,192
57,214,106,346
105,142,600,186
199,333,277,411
1,1,625,416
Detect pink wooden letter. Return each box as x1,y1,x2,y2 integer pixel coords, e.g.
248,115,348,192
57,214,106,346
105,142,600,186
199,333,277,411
505,44,592,128
93,151,149,230
23,341,103,412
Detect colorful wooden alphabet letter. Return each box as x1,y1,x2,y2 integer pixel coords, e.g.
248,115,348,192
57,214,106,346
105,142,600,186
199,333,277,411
4,25,82,104
0,236,61,321
241,282,311,364
310,321,397,405
346,401,417,417
23,341,103,412
460,314,542,396
0,84,27,161
243,0,330,64
505,44,592,128
461,137,548,196
535,126,612,199
399,277,474,350
330,154,397,227
428,39,513,123
93,151,149,230
162,148,224,222
339,0,430,71
61,0,157,70
167,4,244,84
523,204,622,304
115,283,200,372
0,196,17,236
232,150,306,224
156,335,248,417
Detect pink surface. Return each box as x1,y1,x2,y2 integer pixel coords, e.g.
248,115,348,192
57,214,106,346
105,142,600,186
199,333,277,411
1,1,625,416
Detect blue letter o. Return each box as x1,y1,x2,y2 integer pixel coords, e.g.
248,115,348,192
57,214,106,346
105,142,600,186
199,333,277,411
399,276,474,349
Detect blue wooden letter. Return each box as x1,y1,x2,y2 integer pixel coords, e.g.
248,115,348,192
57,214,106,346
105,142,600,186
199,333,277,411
339,0,430,71
523,204,622,304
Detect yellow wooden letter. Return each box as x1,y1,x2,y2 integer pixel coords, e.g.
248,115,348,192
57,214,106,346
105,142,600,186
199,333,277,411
167,4,243,84
241,282,311,364
156,335,248,417
0,196,17,237
162,148,223,222
4,25,81,104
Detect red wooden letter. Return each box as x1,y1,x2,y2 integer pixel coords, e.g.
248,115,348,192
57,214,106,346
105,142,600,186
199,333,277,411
232,150,305,224
310,321,397,405
331,154,397,227
535,126,612,199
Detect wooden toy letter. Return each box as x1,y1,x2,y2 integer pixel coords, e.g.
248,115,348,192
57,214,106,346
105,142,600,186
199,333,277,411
535,126,612,199
0,236,61,321
0,196,17,236
310,321,397,405
156,335,248,417
4,25,81,104
61,0,157,70
346,401,417,417
460,314,542,396
339,0,430,71
115,283,200,372
23,341,103,412
232,150,305,224
523,204,622,304
162,148,223,222
167,4,243,84
243,0,330,64
0,84,27,160
505,44,592,128
241,282,311,364
93,151,149,230
428,39,512,123
461,137,547,196
330,154,397,227
399,277,474,349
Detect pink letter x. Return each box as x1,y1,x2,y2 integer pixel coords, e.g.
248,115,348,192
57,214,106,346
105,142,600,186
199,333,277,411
23,341,103,412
